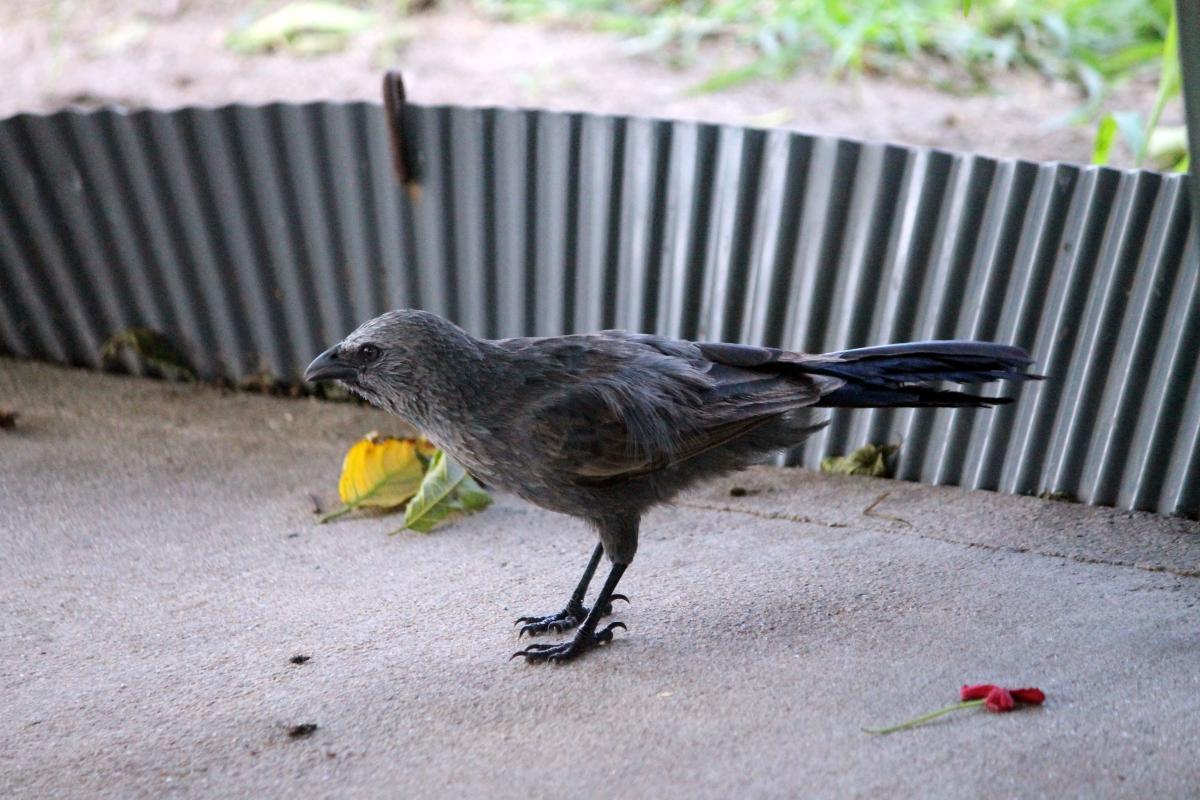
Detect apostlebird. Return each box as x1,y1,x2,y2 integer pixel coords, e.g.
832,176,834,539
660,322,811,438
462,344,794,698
305,310,1038,662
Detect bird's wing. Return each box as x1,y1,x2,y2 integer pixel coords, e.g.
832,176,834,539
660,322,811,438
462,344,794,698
527,390,789,486
518,335,833,486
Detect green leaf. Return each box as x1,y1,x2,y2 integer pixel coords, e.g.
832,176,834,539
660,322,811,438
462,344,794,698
100,327,195,382
1092,114,1117,165
1101,41,1165,75
1138,6,1181,166
1148,125,1188,169
689,63,764,94
820,443,900,478
226,1,375,55
399,451,492,533
457,478,492,512
1113,110,1146,163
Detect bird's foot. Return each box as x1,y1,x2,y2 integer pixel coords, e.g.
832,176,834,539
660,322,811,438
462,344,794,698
514,595,628,638
510,622,627,663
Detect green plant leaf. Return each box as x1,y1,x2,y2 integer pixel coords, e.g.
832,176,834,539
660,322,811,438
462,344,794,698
1138,5,1180,166
399,450,492,533
483,0,1171,96
457,478,492,512
1112,110,1146,163
226,1,375,55
1148,125,1188,168
820,443,900,478
690,62,764,94
100,327,195,382
1092,114,1117,165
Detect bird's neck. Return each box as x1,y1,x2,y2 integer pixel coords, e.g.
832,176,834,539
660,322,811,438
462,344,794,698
397,337,507,444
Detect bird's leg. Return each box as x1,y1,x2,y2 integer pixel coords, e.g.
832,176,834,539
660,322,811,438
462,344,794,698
514,543,629,638
512,563,629,662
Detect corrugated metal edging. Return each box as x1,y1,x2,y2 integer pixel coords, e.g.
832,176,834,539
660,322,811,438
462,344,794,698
0,102,1195,517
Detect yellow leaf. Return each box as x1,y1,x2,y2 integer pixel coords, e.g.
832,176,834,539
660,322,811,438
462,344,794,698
335,431,425,511
318,432,491,529
820,443,900,478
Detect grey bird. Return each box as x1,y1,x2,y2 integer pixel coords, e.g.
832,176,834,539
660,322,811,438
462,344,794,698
304,310,1038,662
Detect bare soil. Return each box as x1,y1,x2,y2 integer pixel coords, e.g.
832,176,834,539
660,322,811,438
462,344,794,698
0,0,1169,166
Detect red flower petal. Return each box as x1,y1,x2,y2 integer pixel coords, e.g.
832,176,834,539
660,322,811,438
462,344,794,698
1010,688,1046,705
961,684,997,701
985,686,1015,712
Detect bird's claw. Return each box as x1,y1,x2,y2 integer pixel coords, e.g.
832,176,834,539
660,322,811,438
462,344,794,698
510,622,627,662
514,596,630,637
514,603,585,638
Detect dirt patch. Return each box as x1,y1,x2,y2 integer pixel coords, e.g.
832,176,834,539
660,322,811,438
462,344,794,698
0,0,1171,166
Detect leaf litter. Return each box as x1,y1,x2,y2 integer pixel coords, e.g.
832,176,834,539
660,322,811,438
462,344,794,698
319,431,491,533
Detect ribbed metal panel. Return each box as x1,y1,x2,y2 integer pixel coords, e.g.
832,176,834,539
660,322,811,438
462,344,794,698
0,102,1195,516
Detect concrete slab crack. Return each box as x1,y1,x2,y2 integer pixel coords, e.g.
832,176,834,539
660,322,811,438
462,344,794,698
677,500,1200,580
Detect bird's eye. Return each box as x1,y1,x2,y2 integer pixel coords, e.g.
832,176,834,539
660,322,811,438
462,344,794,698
358,343,380,361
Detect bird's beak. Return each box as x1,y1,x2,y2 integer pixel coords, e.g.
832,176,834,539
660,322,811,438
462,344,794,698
304,345,357,383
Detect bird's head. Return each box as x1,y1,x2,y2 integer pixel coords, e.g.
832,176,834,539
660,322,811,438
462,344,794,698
303,309,480,422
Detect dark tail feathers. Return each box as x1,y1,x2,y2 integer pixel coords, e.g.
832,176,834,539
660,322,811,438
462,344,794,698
805,340,1040,408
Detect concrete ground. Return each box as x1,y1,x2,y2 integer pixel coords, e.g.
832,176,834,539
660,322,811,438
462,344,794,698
2,357,1198,799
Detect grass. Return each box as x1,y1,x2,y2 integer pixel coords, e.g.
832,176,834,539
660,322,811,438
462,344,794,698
1092,5,1185,170
477,0,1173,96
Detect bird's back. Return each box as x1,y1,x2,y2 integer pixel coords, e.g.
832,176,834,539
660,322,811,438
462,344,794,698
464,332,834,516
